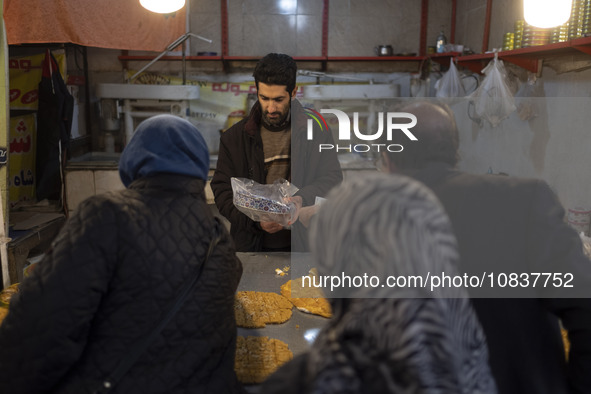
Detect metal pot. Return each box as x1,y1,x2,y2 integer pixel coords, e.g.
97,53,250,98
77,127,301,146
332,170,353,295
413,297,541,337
375,45,393,56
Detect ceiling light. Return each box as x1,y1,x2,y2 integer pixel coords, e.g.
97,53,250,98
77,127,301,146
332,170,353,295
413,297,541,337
140,0,186,14
524,0,572,28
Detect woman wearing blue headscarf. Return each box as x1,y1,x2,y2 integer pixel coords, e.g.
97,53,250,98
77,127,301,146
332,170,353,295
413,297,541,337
0,115,244,393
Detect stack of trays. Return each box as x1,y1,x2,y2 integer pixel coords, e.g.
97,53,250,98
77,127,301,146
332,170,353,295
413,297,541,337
550,22,569,44
582,0,591,36
503,32,514,51
522,24,551,47
569,0,586,40
514,20,524,49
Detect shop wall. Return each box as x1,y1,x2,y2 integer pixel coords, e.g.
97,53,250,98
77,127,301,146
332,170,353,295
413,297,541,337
185,0,453,57
81,0,591,210
455,0,523,54
86,54,412,155
449,66,591,212
452,1,591,211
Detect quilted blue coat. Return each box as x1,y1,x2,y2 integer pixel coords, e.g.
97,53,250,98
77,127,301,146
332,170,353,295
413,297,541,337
0,115,244,393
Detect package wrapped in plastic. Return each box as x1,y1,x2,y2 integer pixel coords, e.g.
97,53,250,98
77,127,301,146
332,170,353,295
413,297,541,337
469,52,516,127
232,177,298,226
435,58,466,99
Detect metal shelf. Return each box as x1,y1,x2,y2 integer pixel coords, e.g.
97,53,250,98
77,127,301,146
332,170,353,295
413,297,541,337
117,37,591,76
118,55,427,62
118,54,428,72
427,51,461,68
456,36,591,74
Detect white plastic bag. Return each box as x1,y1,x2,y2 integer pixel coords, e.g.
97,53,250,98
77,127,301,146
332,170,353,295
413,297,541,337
469,52,516,127
435,58,466,98
231,177,298,226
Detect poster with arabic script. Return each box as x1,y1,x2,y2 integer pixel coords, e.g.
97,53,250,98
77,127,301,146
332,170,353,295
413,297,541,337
9,51,66,111
190,81,251,153
127,72,249,153
8,114,36,207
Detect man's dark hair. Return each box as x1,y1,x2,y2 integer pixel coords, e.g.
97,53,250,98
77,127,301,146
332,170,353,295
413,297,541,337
383,101,460,170
253,53,297,94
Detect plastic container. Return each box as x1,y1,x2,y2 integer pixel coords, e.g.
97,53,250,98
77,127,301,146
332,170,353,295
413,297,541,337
436,31,448,53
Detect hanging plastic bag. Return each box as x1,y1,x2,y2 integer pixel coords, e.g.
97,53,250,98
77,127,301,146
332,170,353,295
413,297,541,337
232,177,298,226
468,51,516,127
435,58,466,98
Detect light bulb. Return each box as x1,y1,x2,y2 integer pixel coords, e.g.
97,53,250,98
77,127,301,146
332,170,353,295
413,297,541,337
140,0,186,14
524,0,572,28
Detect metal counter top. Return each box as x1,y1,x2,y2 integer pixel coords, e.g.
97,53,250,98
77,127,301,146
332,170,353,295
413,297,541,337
236,252,330,358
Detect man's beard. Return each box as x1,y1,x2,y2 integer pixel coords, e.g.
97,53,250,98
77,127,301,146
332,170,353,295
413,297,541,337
262,108,290,129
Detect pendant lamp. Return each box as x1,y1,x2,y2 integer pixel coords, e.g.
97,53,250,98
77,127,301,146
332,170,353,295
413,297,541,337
524,0,572,28
140,0,186,14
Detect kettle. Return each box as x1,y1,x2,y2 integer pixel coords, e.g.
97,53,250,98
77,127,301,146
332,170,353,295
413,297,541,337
375,45,393,56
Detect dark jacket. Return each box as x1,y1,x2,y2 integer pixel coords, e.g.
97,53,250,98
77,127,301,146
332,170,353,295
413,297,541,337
211,99,343,252
407,162,591,394
0,175,243,394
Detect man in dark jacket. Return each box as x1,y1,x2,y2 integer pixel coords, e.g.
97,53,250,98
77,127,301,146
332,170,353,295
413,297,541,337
0,115,244,394
380,101,591,394
211,53,342,252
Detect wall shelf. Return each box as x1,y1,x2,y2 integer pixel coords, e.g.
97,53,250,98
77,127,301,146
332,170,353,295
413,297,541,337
428,52,461,68
118,55,428,62
455,36,591,74
119,37,591,76
118,54,428,73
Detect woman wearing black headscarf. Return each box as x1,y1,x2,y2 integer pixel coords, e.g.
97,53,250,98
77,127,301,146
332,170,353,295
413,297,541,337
0,115,244,394
261,173,497,394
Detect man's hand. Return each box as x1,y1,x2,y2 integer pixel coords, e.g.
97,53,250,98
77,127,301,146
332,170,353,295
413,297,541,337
260,196,303,231
287,196,303,225
260,221,284,233
297,205,319,228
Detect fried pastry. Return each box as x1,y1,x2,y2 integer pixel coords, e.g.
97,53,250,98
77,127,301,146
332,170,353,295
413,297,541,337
234,291,293,328
280,278,332,318
234,335,293,384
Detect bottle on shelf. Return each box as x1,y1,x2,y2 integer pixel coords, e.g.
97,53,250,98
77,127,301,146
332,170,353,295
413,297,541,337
436,31,447,53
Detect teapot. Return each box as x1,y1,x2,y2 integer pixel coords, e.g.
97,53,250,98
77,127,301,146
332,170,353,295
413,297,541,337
375,45,393,56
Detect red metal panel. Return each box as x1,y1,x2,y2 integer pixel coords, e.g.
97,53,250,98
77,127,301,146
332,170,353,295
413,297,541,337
482,0,493,53
451,0,457,44
221,0,229,57
322,0,329,58
420,0,428,56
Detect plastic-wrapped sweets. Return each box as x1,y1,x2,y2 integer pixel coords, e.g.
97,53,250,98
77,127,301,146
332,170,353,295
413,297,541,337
435,58,466,99
468,51,516,127
231,177,298,226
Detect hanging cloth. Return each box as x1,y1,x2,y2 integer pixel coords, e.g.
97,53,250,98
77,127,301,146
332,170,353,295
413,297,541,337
3,0,186,52
35,49,73,202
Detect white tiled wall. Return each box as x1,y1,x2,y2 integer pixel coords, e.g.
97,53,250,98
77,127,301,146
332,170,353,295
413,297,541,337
65,170,96,213
66,169,215,213
190,0,452,57
65,170,125,213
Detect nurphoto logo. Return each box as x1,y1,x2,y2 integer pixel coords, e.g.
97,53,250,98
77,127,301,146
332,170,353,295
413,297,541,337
305,108,418,153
